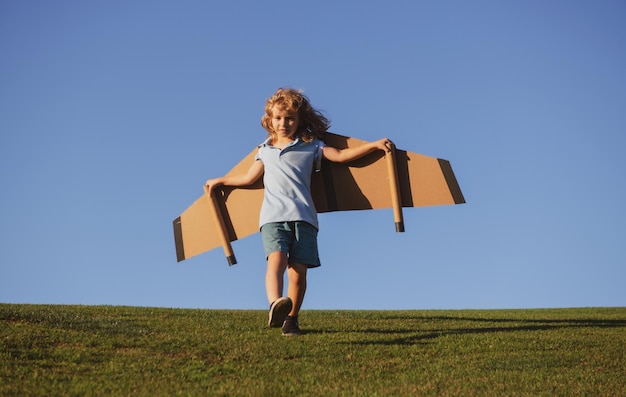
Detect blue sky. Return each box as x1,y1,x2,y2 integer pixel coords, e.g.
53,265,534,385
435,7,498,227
1,1,624,310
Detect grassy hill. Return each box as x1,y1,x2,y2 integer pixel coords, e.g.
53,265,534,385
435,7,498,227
1,304,625,396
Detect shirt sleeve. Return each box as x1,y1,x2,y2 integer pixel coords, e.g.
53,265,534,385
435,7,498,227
254,147,263,162
314,141,325,172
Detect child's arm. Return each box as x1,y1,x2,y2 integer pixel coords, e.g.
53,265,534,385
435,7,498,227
205,160,264,196
323,138,392,163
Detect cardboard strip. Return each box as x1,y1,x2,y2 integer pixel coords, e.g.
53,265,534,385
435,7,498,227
438,158,466,205
173,217,185,262
385,142,405,232
204,186,237,266
320,159,338,212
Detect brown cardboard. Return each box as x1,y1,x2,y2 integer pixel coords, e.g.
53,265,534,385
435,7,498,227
204,185,236,265
173,132,465,263
385,142,404,232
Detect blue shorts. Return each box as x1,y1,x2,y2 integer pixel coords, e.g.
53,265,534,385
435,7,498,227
260,221,321,268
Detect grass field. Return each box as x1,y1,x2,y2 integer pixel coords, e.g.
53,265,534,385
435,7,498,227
1,304,625,396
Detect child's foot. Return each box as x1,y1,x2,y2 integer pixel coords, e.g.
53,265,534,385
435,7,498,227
268,297,292,328
282,316,301,336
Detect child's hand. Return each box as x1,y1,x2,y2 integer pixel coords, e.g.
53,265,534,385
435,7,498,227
205,178,223,196
375,138,393,153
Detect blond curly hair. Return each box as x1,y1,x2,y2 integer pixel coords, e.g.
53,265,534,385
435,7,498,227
261,88,330,143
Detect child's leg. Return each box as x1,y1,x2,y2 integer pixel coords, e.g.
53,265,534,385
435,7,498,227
287,262,307,316
265,251,289,304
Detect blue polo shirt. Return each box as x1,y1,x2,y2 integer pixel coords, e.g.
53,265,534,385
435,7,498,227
255,137,325,229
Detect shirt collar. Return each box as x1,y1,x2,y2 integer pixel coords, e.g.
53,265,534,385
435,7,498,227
259,137,301,149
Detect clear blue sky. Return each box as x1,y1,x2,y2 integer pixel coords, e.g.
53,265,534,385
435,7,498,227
1,1,624,310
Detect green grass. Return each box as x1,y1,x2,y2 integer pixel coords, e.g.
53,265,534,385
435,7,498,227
1,305,625,396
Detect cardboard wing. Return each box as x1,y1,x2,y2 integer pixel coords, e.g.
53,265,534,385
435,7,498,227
173,132,465,264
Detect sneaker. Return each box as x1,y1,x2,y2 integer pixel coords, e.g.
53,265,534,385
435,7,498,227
282,316,301,336
268,297,292,328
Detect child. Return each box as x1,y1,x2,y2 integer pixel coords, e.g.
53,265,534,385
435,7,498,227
206,88,391,336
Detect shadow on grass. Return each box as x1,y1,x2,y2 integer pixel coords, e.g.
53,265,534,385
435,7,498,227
306,316,626,346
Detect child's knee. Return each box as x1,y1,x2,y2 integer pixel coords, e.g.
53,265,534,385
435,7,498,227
288,262,308,274
267,252,288,270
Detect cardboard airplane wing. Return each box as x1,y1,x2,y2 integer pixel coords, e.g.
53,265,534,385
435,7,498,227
173,132,465,265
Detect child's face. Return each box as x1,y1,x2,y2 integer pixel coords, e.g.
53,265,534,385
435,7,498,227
270,106,299,140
